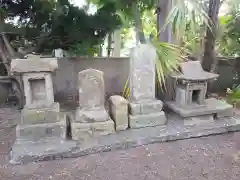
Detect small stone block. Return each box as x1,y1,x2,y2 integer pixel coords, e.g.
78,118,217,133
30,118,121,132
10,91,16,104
71,123,92,141
11,57,58,73
129,111,166,129
109,95,128,131
71,120,115,141
183,115,214,126
129,99,163,115
140,100,163,114
92,120,115,136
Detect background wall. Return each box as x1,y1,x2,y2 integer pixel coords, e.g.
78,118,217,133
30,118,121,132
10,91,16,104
52,57,240,105
53,57,129,105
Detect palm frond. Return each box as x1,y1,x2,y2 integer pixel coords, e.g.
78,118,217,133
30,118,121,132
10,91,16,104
162,0,213,42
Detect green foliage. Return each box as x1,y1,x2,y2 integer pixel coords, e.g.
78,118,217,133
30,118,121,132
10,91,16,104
1,0,122,55
226,86,240,105
163,0,212,42
216,13,240,57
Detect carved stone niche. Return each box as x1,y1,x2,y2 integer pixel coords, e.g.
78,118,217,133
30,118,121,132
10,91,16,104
23,72,54,109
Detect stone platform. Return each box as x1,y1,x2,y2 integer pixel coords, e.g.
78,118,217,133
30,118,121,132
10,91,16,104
166,98,233,118
10,115,240,165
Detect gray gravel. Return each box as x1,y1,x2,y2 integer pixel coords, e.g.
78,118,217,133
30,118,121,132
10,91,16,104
1,132,240,180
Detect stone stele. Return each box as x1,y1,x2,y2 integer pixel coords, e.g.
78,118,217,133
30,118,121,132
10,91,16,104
129,44,166,128
72,69,114,141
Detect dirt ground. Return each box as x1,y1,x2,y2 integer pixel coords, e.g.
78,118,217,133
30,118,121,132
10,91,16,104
0,108,240,180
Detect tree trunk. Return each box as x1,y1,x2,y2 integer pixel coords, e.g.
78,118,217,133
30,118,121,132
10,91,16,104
134,2,146,44
157,0,174,43
201,0,221,72
2,33,16,58
156,0,176,101
0,36,10,74
107,33,112,57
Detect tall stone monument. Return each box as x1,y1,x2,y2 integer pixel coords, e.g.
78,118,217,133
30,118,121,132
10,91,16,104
72,69,114,140
10,57,64,141
128,44,166,128
166,61,234,125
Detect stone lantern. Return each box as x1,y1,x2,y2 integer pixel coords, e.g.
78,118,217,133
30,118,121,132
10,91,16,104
166,61,234,125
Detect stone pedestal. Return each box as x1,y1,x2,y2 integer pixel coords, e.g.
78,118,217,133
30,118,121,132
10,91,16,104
128,44,166,129
10,57,64,141
166,61,234,125
72,69,114,140
129,99,166,128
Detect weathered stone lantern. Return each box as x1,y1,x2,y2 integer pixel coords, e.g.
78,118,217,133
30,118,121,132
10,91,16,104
10,56,64,141
166,61,234,124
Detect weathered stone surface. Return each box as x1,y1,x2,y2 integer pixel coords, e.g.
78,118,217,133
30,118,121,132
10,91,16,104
168,61,233,122
129,111,166,129
75,69,110,123
109,95,129,131
183,115,214,126
10,138,77,165
92,120,115,136
11,58,58,73
172,61,219,81
78,69,105,109
21,103,60,125
175,82,207,106
166,98,233,118
129,44,157,101
71,122,92,141
75,107,109,123
217,108,234,118
128,44,166,129
23,72,55,109
16,122,65,141
71,120,115,141
129,99,163,115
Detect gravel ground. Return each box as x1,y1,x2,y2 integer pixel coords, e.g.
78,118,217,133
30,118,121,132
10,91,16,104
0,108,240,180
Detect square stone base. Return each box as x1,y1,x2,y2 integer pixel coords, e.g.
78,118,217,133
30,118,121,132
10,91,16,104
21,103,60,125
129,111,166,129
71,120,115,141
166,98,234,118
129,99,163,115
16,121,66,142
